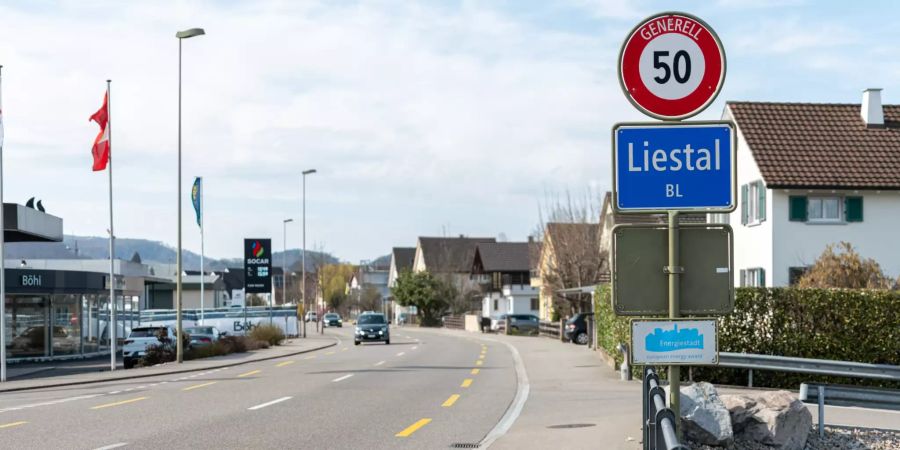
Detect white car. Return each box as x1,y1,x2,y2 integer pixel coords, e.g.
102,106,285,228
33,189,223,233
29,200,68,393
122,325,178,369
304,312,318,323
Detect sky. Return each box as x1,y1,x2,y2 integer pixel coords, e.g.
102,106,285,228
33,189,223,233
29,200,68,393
1,0,900,263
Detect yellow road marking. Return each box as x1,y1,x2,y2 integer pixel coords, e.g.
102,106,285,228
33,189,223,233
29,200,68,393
461,379,473,388
471,368,480,375
304,355,317,360
475,360,483,366
342,348,348,351
238,369,261,378
90,396,148,410
0,421,27,429
478,354,485,360
182,381,217,391
325,351,335,355
276,360,295,367
395,418,432,437
442,394,461,407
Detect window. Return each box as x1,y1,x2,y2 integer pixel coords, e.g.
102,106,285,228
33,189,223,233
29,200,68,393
740,180,766,225
790,195,863,223
493,299,498,311
739,268,765,287
530,298,539,311
788,267,809,286
808,197,841,222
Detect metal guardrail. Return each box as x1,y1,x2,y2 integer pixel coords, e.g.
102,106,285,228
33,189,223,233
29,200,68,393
643,367,688,450
717,352,900,387
800,382,900,410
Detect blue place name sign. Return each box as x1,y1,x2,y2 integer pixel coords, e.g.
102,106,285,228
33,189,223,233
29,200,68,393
614,122,735,212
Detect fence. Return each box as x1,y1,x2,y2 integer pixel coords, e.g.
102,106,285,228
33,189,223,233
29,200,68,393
642,366,688,450
442,315,465,330
538,320,561,339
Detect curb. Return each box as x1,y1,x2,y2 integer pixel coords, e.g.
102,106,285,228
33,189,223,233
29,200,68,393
0,338,339,394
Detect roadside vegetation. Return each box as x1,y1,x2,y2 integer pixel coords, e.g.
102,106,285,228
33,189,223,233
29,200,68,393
136,324,287,367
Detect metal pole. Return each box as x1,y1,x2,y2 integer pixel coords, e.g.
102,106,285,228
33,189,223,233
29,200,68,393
301,175,307,338
0,65,7,382
107,80,117,372
176,38,184,363
668,210,681,435
199,177,204,325
817,386,825,438
283,221,287,307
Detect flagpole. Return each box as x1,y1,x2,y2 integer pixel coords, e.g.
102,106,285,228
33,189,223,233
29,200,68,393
0,65,7,382
199,177,204,325
107,79,117,372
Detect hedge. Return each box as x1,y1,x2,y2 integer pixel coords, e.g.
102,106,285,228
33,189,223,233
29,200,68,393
595,286,900,389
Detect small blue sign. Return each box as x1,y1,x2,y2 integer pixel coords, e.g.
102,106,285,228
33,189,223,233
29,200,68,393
645,324,704,352
614,122,734,211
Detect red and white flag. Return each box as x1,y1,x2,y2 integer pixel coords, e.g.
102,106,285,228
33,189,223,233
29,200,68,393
90,93,109,171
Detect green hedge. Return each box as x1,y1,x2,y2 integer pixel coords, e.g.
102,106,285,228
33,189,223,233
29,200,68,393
594,286,900,389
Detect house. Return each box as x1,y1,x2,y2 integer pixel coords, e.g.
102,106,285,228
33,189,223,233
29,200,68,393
413,236,496,312
387,247,416,322
719,89,900,286
534,223,601,321
471,241,540,321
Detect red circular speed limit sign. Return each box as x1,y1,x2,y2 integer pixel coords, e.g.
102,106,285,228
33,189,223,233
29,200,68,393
618,12,726,120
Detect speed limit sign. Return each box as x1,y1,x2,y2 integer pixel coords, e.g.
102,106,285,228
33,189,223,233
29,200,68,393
618,12,726,120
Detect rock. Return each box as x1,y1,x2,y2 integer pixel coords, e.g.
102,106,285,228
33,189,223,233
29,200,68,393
679,382,734,447
720,391,812,450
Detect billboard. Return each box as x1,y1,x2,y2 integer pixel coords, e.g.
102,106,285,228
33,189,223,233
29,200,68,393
244,238,272,294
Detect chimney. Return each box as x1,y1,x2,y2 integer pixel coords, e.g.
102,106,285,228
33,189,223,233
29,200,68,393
528,235,534,243
861,88,884,128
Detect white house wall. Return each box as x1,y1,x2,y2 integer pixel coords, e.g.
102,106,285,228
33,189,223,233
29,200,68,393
772,189,900,285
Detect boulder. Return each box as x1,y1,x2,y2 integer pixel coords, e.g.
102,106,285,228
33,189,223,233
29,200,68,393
679,382,734,447
721,391,812,450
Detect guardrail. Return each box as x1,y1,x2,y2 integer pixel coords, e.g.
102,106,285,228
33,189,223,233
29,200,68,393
642,367,688,450
716,352,900,386
538,321,561,340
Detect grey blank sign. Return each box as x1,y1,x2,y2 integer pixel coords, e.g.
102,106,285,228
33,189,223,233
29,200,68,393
611,224,733,316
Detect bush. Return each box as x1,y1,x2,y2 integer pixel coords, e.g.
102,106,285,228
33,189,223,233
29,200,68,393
249,324,285,346
594,286,900,389
219,335,249,353
185,341,229,360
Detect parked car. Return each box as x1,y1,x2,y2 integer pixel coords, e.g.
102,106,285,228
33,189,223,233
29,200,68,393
304,311,318,323
495,314,540,335
565,312,594,345
354,312,390,345
397,312,409,325
122,325,178,369
185,326,224,347
323,313,343,327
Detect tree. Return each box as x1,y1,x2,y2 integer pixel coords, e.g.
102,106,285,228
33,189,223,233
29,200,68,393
358,285,382,313
392,270,448,326
318,263,355,313
797,242,894,289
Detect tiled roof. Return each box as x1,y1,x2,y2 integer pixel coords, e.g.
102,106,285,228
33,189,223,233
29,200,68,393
728,102,900,189
474,242,533,272
419,237,496,273
391,247,416,272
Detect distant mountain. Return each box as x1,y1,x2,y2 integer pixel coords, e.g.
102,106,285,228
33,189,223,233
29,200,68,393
6,235,339,271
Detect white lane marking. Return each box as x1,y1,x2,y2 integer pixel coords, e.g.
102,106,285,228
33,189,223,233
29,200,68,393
109,391,121,395
479,339,530,449
0,394,102,414
374,361,386,366
396,352,405,357
411,346,418,350
332,374,354,383
137,386,147,389
93,443,128,450
248,396,293,411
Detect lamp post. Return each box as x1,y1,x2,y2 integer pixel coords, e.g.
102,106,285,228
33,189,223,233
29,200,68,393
283,218,293,306
301,169,316,337
175,27,204,363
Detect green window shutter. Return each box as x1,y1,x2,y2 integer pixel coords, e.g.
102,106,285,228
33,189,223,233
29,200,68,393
789,196,808,222
741,185,749,225
757,181,766,222
845,196,863,222
759,269,766,287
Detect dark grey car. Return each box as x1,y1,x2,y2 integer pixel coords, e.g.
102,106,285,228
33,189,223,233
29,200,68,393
500,314,540,335
354,313,390,345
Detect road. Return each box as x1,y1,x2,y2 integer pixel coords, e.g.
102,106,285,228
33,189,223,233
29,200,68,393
0,327,518,449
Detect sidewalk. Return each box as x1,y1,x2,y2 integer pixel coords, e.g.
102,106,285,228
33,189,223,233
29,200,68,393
490,334,642,450
0,336,337,393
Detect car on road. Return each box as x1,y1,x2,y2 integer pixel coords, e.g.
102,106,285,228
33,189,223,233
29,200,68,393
565,312,594,345
496,314,540,335
354,312,390,345
304,311,318,323
122,325,178,369
323,313,343,327
185,326,224,347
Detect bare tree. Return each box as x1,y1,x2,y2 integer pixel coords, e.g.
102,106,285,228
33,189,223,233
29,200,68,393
798,242,894,289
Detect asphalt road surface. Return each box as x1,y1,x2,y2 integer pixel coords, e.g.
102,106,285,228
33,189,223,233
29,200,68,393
0,327,518,449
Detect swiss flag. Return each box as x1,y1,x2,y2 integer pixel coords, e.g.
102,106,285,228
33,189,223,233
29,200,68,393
90,93,109,171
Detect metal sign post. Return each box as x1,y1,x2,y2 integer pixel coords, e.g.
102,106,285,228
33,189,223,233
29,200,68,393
614,11,729,438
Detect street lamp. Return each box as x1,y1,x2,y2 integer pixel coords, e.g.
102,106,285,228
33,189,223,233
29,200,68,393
175,26,204,364
301,169,316,337
283,218,293,306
